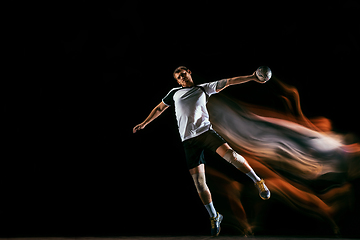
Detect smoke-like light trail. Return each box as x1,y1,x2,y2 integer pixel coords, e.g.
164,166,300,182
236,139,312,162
206,77,360,235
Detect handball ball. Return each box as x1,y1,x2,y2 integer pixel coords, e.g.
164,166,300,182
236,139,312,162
256,66,272,82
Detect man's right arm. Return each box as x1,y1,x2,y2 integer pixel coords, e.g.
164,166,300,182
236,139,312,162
133,101,169,133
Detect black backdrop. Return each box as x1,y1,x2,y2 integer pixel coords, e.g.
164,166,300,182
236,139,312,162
3,0,360,237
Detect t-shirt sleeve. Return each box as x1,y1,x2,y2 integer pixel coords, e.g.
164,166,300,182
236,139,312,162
200,79,226,96
162,88,176,106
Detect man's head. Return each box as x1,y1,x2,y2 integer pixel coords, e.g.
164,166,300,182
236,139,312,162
173,66,194,87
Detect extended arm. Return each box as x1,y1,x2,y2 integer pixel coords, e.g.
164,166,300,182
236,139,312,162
216,71,263,92
133,101,169,133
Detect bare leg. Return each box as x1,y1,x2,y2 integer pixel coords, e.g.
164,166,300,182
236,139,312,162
216,143,270,200
216,143,252,173
190,164,223,236
189,164,212,205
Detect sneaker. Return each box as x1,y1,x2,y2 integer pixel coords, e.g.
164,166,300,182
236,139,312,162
210,212,223,237
254,179,271,200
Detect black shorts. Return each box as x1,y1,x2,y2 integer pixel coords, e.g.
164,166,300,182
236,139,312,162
182,129,226,170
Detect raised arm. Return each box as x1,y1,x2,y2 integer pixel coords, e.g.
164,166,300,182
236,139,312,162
216,71,264,93
133,101,169,133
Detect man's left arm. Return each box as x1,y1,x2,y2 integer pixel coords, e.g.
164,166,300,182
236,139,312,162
216,72,264,93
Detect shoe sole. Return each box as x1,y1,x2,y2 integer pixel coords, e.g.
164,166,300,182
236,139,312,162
260,192,271,200
213,227,221,237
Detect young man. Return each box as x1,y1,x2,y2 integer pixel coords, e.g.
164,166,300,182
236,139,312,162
133,66,270,237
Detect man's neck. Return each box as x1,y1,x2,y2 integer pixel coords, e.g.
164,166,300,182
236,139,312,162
182,83,194,88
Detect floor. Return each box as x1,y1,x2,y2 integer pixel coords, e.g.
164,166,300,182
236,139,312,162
7,236,356,240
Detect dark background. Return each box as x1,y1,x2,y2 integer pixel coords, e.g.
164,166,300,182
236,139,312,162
3,0,360,237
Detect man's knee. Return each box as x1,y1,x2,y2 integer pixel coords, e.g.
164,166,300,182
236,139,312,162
223,149,246,167
191,172,209,193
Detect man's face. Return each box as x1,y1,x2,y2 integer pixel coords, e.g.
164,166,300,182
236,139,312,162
174,69,194,87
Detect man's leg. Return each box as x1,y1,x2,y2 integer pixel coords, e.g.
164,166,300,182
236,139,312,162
216,143,270,200
189,164,215,215
189,164,223,236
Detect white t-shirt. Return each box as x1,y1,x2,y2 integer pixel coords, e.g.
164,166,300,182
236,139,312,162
162,81,221,141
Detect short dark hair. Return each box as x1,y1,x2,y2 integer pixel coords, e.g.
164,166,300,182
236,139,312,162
173,66,189,79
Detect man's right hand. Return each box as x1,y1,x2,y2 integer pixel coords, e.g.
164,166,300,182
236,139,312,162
132,102,169,134
133,123,145,133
